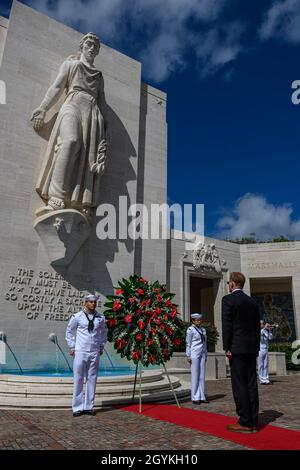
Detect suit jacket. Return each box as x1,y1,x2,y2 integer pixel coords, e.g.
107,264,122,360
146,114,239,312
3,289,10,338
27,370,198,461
222,290,260,354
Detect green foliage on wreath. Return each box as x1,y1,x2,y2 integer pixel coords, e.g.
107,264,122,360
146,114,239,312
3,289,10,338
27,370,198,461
104,275,184,367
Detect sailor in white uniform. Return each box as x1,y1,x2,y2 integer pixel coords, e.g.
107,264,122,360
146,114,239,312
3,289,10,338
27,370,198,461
258,320,273,385
66,294,107,416
186,313,208,404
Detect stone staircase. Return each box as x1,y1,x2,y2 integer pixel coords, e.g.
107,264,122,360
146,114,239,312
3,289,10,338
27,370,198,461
0,370,190,409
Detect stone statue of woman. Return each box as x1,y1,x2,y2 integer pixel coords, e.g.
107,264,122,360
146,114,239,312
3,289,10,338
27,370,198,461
31,32,108,216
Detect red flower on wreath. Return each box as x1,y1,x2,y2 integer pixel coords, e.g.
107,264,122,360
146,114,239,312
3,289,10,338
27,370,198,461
137,289,145,295
147,338,154,347
173,338,182,347
149,354,157,365
129,298,135,304
116,289,124,295
166,300,172,307
138,320,145,330
113,300,122,311
145,310,152,317
107,318,118,328
135,333,143,342
167,327,173,336
132,350,141,361
115,338,126,350
124,314,133,323
163,349,170,359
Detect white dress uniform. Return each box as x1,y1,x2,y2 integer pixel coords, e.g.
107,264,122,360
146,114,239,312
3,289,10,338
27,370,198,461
258,327,273,384
66,309,107,412
186,323,208,401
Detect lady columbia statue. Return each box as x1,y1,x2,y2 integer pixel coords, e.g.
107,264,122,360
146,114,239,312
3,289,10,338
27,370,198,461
31,32,108,216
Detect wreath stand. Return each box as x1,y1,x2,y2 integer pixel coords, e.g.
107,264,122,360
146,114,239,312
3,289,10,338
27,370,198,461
131,349,181,412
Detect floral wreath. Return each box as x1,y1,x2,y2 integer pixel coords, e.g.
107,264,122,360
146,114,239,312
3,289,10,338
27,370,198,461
104,275,183,366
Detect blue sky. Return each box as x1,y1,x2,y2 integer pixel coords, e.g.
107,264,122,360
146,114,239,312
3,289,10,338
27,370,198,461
2,0,300,240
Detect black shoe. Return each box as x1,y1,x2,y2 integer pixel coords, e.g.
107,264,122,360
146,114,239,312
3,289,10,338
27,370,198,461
85,409,96,416
200,399,210,404
73,411,83,417
192,400,201,405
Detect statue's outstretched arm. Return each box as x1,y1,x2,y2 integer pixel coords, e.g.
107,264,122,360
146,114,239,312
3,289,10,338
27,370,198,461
31,60,69,131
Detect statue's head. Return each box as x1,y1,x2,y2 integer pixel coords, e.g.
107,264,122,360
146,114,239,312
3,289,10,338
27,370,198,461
263,293,273,308
80,32,101,58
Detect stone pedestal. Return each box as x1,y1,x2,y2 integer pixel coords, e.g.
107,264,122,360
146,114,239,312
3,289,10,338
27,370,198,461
34,210,91,267
269,352,287,376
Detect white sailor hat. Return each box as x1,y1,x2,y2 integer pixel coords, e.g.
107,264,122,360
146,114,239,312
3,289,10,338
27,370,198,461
191,313,202,320
84,294,99,302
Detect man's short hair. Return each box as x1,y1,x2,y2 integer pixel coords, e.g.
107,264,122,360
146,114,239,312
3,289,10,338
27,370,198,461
229,272,246,288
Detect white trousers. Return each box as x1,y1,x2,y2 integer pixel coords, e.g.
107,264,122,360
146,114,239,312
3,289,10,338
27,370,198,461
258,349,270,384
72,351,100,412
191,354,206,401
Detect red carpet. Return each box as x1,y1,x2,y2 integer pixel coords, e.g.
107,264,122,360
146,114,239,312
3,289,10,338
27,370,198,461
121,404,300,450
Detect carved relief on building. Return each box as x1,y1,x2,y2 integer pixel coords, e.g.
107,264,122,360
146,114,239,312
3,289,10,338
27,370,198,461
193,242,226,274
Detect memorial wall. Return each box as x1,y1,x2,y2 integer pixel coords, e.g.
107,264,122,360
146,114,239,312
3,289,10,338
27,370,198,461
0,1,167,370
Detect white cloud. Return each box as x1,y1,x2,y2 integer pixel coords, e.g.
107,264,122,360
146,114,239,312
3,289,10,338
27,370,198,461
30,0,127,39
27,0,245,82
259,0,300,44
216,193,300,240
193,21,246,77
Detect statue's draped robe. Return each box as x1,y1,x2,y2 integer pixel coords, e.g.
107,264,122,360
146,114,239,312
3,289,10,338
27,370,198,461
36,59,105,208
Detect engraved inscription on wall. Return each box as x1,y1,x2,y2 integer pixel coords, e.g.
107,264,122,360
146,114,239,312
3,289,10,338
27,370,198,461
248,261,299,271
4,268,91,321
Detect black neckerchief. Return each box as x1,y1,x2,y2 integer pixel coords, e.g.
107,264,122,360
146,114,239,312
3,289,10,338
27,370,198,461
193,325,205,343
84,310,97,333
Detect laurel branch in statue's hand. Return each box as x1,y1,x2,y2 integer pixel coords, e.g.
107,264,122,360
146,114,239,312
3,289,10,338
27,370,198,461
91,139,107,175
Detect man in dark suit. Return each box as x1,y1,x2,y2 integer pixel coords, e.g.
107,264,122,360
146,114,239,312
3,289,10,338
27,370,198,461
222,272,260,433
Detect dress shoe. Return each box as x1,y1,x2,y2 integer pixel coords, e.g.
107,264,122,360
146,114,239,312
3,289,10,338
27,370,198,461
192,400,201,405
226,423,253,433
200,399,210,404
85,409,96,416
72,411,83,417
